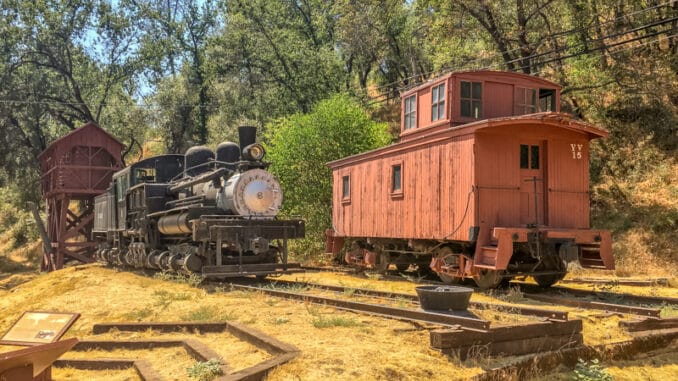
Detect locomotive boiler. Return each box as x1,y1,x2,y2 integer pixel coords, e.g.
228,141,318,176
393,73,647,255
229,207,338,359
327,70,614,288
92,126,305,278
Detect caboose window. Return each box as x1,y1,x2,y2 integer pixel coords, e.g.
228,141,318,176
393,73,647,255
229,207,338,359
342,175,350,200
516,87,537,114
520,144,540,169
539,89,555,112
460,81,482,118
391,164,402,192
431,83,445,121
404,95,417,129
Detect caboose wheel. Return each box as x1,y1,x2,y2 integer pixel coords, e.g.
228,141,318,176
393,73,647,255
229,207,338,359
533,273,565,288
435,246,462,284
375,252,390,274
395,264,409,272
474,269,505,289
439,273,462,284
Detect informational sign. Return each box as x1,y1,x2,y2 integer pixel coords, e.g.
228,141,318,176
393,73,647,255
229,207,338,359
0,312,80,346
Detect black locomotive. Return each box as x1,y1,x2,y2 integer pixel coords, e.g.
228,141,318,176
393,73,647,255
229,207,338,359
92,126,305,278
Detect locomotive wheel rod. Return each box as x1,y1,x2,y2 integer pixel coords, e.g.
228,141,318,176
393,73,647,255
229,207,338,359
228,283,491,331
267,279,569,321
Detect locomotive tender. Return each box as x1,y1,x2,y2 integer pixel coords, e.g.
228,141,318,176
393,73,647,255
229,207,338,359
327,70,614,288
93,126,305,278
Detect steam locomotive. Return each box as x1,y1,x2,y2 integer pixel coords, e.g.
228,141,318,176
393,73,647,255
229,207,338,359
92,126,305,278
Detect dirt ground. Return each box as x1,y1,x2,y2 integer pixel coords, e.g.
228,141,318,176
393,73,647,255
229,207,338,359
0,265,677,380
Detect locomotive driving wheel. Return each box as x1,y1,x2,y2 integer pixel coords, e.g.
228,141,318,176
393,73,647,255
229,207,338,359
473,269,505,289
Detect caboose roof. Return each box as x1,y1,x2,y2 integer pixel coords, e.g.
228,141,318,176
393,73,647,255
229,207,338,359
327,112,607,169
400,70,562,98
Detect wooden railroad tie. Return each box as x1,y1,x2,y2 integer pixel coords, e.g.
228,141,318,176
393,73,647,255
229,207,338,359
53,322,300,381
430,319,583,359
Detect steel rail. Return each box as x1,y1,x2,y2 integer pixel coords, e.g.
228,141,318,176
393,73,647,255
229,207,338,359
229,283,491,331
523,293,661,317
558,278,669,287
515,283,678,306
268,279,568,321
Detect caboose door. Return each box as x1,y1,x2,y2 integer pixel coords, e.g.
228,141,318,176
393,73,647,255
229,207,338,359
519,141,546,226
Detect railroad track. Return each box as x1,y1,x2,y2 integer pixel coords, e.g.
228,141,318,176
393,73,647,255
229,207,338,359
559,277,670,287
275,278,666,318
299,265,674,314
228,281,491,331
513,282,678,306
262,279,569,321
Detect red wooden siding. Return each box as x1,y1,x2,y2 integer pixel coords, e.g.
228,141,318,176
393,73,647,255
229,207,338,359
39,122,124,197
474,124,593,232
329,114,606,243
332,133,475,241
546,133,590,228
484,82,514,119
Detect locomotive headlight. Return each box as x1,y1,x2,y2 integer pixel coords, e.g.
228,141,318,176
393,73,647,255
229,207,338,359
242,143,265,161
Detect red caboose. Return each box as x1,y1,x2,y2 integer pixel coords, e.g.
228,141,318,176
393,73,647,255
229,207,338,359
327,71,613,288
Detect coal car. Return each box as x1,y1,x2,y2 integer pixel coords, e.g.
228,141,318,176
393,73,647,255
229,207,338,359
327,71,614,288
93,126,305,278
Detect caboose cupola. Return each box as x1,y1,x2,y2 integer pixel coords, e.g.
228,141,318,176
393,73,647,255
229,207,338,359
399,70,561,142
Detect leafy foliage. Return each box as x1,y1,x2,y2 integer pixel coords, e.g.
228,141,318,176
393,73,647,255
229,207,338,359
573,358,613,381
186,359,223,381
265,94,390,257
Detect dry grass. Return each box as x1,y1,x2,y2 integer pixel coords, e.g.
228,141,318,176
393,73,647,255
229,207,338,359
592,161,678,277
0,264,676,379
52,367,141,381
0,265,487,380
66,347,193,380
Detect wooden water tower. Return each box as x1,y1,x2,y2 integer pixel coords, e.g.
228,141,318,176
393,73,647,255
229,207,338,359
38,123,124,270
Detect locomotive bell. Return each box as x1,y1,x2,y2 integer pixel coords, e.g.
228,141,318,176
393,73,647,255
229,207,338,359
220,168,282,217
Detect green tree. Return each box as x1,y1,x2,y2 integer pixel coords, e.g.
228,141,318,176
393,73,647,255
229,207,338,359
265,94,391,257
127,0,220,151
208,0,346,133
0,0,144,182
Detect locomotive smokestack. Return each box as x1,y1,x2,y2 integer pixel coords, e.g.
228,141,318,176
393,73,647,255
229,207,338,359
238,126,257,153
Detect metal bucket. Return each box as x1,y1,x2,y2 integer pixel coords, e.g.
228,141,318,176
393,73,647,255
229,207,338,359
415,285,474,311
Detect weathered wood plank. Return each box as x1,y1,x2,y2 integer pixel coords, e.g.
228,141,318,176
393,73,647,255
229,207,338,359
443,333,583,359
430,319,582,349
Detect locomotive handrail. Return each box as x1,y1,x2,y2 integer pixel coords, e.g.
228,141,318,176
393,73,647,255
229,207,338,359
168,168,227,193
